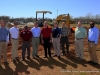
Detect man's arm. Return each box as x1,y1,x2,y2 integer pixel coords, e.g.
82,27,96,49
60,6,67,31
95,28,99,44
83,28,87,38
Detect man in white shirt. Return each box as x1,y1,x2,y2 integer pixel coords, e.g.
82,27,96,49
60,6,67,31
31,22,41,58
88,21,99,65
10,21,19,62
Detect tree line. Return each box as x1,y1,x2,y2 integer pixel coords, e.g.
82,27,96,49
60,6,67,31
0,13,100,24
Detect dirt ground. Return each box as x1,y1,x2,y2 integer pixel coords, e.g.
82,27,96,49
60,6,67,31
0,26,100,75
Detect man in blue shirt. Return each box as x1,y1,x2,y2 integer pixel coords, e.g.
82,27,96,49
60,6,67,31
0,20,9,66
31,22,41,58
88,21,99,65
52,22,62,58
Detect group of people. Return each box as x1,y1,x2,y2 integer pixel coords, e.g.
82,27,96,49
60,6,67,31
0,20,99,66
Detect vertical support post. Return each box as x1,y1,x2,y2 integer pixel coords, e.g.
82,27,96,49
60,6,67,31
57,9,58,17
43,12,44,22
36,12,37,21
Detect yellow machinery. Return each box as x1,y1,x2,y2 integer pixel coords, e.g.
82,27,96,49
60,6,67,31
36,11,52,22
55,14,76,32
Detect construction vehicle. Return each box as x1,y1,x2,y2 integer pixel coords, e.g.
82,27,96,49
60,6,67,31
36,11,52,27
54,14,76,33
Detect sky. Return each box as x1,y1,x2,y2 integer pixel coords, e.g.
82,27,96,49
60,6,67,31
0,0,100,19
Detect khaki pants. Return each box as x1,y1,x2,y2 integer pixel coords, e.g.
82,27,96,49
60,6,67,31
11,39,18,60
0,42,7,64
75,39,84,59
88,42,98,63
52,38,61,56
32,37,39,57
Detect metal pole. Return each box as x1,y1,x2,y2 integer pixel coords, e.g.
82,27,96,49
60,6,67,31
43,12,44,23
36,12,37,21
57,9,58,17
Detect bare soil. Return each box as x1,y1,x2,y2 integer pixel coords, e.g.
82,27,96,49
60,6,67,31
0,26,100,75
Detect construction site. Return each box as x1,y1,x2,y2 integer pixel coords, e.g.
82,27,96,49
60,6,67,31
0,11,100,75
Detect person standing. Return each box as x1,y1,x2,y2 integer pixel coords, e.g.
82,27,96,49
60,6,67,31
88,21,99,65
52,22,62,58
41,21,52,58
75,21,87,60
0,20,9,65
10,21,19,62
60,22,70,55
31,22,41,58
20,25,32,60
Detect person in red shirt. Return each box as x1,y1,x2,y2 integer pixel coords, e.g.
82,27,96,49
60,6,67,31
20,25,32,60
41,21,52,58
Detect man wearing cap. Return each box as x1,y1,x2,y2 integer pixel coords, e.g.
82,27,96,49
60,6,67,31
10,21,19,62
75,21,87,60
0,20,9,65
52,22,62,58
88,21,99,65
31,22,41,58
20,25,32,60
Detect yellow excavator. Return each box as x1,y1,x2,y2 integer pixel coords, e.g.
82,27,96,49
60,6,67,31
54,14,76,33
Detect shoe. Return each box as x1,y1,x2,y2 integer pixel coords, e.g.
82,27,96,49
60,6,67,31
43,56,47,58
93,62,99,65
0,65,2,67
32,56,35,59
80,59,85,61
13,59,16,62
36,55,39,58
58,56,61,59
27,57,30,59
22,58,25,61
15,57,19,61
53,55,57,57
49,56,52,58
87,60,93,63
4,61,9,65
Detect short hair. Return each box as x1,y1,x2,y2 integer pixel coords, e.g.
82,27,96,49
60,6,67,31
44,21,48,24
53,22,58,24
34,21,38,24
0,20,4,22
14,21,18,25
78,21,82,23
90,21,95,25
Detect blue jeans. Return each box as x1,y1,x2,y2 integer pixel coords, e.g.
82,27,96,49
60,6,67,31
22,41,30,59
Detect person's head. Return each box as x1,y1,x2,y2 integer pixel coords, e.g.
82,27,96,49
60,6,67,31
77,21,82,27
34,21,38,27
44,21,48,27
0,20,5,27
53,22,58,28
14,21,18,26
24,25,28,30
90,21,95,28
62,22,66,27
